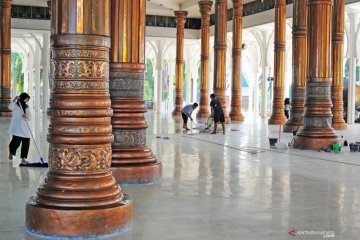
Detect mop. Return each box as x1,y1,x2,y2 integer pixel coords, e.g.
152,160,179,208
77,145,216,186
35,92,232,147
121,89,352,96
17,102,48,167
190,119,200,130
274,125,288,149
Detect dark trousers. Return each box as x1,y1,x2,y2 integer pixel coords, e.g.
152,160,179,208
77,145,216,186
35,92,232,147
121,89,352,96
285,110,290,119
9,135,30,159
181,112,188,124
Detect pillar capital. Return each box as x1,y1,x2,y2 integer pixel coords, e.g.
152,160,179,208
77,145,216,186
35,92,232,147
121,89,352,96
275,0,286,6
232,0,242,13
175,11,188,25
1,0,12,10
215,0,227,5
198,1,213,15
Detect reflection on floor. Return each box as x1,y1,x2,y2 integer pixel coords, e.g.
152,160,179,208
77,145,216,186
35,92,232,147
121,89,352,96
1,111,360,240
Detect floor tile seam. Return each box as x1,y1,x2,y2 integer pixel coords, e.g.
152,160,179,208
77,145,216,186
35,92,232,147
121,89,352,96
183,135,360,168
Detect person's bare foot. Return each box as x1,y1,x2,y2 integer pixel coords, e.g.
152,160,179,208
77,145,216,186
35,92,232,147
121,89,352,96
9,153,13,160
21,159,29,164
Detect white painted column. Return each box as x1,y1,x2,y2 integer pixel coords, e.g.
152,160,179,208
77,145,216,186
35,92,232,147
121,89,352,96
191,63,199,103
253,66,259,116
156,54,164,112
28,70,34,108
185,59,192,104
261,66,269,118
23,71,29,93
168,60,175,112
33,44,41,112
347,12,358,124
42,33,50,113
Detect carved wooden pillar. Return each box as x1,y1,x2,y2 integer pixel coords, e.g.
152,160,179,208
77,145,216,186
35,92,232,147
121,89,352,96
172,11,187,116
213,0,229,122
197,1,213,119
269,0,287,125
294,0,339,149
0,0,12,117
110,0,161,184
331,0,346,129
284,0,308,132
26,0,132,237
229,0,244,121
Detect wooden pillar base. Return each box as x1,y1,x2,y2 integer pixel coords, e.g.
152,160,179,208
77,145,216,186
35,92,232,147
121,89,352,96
26,195,132,237
229,109,244,122
293,129,339,150
268,115,287,125
197,109,210,119
172,103,183,116
110,64,161,184
284,87,305,132
197,91,210,119
112,163,162,185
0,88,11,117
112,147,162,184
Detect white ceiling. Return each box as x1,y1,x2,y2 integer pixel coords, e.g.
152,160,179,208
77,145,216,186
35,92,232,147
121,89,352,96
13,0,255,18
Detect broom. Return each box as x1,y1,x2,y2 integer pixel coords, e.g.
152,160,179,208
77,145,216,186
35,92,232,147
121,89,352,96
17,101,48,168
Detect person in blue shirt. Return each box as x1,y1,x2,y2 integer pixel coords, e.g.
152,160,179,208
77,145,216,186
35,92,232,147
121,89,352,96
181,103,198,130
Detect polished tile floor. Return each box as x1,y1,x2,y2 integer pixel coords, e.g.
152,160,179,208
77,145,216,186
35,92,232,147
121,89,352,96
1,111,360,240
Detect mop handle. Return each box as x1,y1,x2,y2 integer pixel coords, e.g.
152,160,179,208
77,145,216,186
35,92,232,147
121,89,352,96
18,102,42,159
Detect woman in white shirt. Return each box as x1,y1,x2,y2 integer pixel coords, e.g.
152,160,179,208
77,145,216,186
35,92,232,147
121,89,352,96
8,93,31,164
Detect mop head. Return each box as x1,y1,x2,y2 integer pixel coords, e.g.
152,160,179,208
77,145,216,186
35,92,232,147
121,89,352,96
20,162,48,167
19,157,48,168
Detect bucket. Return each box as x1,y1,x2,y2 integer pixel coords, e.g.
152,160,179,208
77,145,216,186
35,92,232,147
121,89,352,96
269,138,278,147
349,143,360,152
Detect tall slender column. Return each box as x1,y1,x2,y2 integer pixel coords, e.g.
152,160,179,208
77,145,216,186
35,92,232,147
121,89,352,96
42,33,50,112
197,1,212,119
0,5,2,107
0,0,12,116
172,11,188,116
261,66,269,118
156,56,163,111
294,0,339,150
26,0,132,237
284,0,308,132
229,0,244,121
347,13,357,124
331,0,346,129
213,0,229,122
110,0,161,184
268,0,287,125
